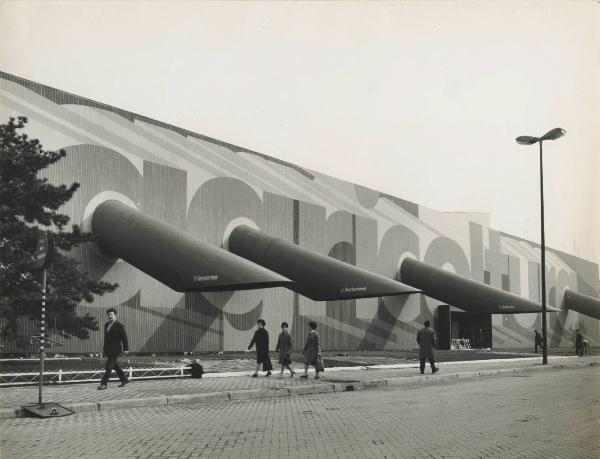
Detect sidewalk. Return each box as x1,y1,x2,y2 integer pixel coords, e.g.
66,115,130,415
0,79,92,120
1,353,597,419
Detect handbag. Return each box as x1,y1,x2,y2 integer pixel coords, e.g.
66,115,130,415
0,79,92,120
314,355,325,372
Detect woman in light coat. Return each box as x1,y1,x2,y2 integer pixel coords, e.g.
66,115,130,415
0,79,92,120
301,320,322,379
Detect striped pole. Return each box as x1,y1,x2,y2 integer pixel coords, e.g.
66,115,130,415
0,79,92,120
39,267,46,405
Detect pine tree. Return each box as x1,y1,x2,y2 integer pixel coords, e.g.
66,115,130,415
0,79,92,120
0,117,118,345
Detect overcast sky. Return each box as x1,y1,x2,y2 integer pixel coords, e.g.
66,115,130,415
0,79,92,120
1,1,598,264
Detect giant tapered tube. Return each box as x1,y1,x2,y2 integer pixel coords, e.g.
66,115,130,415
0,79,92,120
400,257,559,314
564,290,600,320
228,224,420,301
91,200,293,292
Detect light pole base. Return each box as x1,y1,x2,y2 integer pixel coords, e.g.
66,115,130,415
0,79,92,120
21,402,74,418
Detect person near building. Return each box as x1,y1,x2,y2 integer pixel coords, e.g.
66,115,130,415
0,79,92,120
248,319,272,377
582,338,592,354
98,308,129,390
275,321,294,378
575,329,584,357
301,320,322,379
417,320,439,374
534,330,544,353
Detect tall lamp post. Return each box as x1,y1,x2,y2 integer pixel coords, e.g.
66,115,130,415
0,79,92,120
516,127,565,365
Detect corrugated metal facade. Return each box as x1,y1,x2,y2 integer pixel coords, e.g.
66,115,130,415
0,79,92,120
1,71,598,354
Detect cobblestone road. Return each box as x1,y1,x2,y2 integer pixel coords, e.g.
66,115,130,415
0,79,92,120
1,366,598,458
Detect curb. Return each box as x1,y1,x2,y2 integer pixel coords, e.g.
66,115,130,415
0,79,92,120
97,396,167,411
4,360,597,419
0,407,19,419
167,392,229,405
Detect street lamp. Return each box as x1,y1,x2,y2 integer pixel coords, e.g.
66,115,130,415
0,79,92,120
516,127,565,365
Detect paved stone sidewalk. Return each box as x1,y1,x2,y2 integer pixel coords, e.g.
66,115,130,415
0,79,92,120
1,353,597,419
3,365,599,458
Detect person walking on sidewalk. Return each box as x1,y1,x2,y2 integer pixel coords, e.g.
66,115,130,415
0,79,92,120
534,330,544,353
98,308,129,390
248,319,272,377
582,338,592,354
276,322,295,378
417,320,439,374
301,320,322,379
575,329,584,357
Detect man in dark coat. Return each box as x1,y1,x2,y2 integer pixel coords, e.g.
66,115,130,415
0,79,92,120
248,319,272,377
575,329,584,357
98,308,129,390
416,320,439,374
534,330,543,353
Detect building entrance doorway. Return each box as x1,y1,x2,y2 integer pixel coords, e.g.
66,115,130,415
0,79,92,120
435,305,492,350
451,311,492,349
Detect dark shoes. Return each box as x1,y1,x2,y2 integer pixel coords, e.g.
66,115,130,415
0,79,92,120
251,371,272,377
314,374,320,380
300,374,308,379
98,380,129,389
421,367,439,374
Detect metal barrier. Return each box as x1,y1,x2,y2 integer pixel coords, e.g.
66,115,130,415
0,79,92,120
0,366,189,386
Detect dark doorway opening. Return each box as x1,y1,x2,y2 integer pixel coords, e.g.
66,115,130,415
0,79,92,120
435,305,451,350
451,311,492,349
435,305,492,350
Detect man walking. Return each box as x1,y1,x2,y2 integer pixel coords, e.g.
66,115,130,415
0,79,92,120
534,330,543,353
98,308,129,390
417,320,439,374
575,329,584,357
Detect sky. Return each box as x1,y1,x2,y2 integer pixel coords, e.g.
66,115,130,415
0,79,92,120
0,0,598,264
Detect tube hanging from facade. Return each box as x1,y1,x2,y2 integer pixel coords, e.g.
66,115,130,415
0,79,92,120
400,257,560,314
92,200,293,292
564,290,600,320
227,224,421,301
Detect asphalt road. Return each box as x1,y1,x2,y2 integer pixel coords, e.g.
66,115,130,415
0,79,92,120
1,366,598,458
